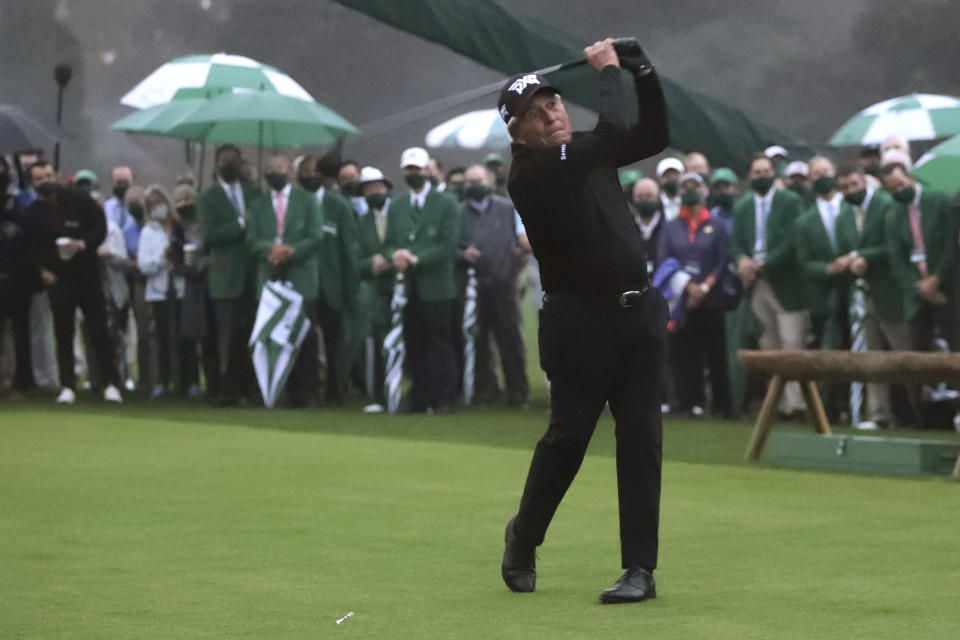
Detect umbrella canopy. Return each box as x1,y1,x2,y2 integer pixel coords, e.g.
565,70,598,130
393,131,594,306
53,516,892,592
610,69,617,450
830,93,960,146
249,280,312,408
120,53,315,109
0,104,58,152
913,133,960,195
111,98,207,137
426,109,510,149
164,90,359,147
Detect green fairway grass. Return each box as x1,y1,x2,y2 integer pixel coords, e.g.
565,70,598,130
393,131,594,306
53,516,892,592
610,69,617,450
2,398,958,639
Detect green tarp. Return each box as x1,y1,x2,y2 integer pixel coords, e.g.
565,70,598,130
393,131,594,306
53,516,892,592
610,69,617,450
333,0,804,170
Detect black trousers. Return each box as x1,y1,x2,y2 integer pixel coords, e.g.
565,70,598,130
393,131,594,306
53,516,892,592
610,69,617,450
316,293,345,405
475,280,528,403
909,300,954,351
214,288,256,402
514,288,668,570
671,307,731,416
286,301,320,402
0,278,35,390
403,294,457,410
49,280,119,390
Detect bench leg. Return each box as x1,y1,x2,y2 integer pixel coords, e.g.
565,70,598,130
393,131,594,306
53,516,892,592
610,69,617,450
745,375,785,461
801,381,833,435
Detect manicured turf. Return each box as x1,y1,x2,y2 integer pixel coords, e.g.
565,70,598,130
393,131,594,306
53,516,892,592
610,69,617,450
1,398,958,639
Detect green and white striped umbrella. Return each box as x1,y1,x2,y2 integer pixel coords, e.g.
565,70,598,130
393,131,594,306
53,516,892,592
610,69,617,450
425,109,510,150
383,274,408,414
914,133,960,195
120,53,315,109
249,281,312,408
461,267,478,406
830,93,960,146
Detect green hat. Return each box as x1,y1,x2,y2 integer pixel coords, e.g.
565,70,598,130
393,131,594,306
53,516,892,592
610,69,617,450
710,167,738,185
74,169,98,184
483,153,504,166
619,168,643,186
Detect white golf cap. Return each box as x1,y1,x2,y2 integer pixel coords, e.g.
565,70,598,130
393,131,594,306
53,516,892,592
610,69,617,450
656,157,684,177
678,172,705,186
881,149,913,171
785,161,809,177
764,145,788,159
400,146,430,169
360,166,392,188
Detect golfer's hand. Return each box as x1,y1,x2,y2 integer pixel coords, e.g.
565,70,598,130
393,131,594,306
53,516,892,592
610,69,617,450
584,38,619,71
40,269,57,286
371,253,389,275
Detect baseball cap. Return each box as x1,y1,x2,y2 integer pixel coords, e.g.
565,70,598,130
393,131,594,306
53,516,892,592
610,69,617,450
784,161,808,177
360,166,392,188
483,152,504,167
764,145,788,159
709,167,738,185
656,157,684,177
400,147,430,169
678,172,705,187
619,168,644,186
497,72,561,125
74,169,98,184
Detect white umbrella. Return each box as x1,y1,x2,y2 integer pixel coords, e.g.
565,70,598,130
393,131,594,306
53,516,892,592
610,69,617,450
461,267,478,406
121,53,315,109
425,109,510,150
829,93,960,146
383,274,408,414
249,281,312,408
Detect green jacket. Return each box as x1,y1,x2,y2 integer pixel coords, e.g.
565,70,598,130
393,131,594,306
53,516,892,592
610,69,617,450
796,200,845,317
884,186,955,320
245,186,323,301
731,188,805,311
390,187,460,302
356,198,408,298
198,181,262,300
316,190,361,311
835,189,901,322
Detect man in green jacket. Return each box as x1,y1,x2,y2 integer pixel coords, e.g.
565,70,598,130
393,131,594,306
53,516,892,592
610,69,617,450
198,145,262,406
245,153,323,407
390,147,461,413
835,163,909,429
731,153,807,416
295,154,360,406
880,162,955,351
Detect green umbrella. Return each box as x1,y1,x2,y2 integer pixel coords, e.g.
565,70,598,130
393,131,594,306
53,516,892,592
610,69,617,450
913,133,960,195
165,90,359,147
830,93,960,146
111,98,207,137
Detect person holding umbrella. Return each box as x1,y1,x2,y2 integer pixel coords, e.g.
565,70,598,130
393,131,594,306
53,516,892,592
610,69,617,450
246,153,323,407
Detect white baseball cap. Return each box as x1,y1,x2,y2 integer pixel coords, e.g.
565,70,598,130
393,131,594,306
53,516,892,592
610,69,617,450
656,157,684,177
678,172,705,187
881,149,913,171
784,161,809,177
360,166,392,188
400,147,430,169
764,145,788,159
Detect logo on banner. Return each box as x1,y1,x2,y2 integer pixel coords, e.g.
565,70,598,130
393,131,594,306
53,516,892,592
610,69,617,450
509,74,540,95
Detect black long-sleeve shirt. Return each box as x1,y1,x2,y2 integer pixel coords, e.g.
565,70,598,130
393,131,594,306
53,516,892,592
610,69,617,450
507,65,669,296
23,186,106,286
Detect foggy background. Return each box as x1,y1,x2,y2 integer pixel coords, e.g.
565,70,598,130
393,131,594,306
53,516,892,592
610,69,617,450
2,0,958,184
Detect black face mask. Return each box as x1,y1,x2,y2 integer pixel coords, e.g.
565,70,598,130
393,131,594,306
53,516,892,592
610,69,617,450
464,185,490,201
129,204,145,224
750,176,775,195
177,204,196,219
219,162,241,184
113,183,129,201
265,172,288,192
661,180,678,197
713,193,735,210
813,175,837,196
893,186,916,205
844,189,867,206
404,173,427,191
787,182,808,197
299,177,323,193
635,202,660,218
366,193,388,210
681,189,702,206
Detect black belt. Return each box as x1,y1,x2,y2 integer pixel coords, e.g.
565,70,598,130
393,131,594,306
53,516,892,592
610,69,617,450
543,285,650,308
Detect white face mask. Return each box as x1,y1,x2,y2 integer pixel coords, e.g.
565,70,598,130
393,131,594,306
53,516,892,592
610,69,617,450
150,204,169,221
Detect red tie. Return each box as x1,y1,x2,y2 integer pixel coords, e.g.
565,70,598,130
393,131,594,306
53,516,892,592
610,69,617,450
274,191,286,238
908,202,928,279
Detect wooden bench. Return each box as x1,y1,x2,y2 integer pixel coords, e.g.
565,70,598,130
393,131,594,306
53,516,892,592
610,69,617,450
738,350,960,478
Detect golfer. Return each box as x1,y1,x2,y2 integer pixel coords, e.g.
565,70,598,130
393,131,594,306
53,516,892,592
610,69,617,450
498,38,670,604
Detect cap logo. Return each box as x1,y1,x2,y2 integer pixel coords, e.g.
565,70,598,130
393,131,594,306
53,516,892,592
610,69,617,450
499,104,510,120
509,74,540,95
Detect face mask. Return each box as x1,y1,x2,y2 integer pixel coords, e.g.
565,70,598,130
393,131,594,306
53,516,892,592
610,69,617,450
661,180,678,197
813,175,836,196
299,177,323,193
773,160,787,176
265,172,288,192
450,184,466,201
893,186,915,205
366,193,388,210
76,181,93,194
787,183,808,197
129,204,144,223
750,176,775,195
113,183,129,201
177,204,196,219
340,180,361,197
404,173,427,191
713,193,734,210
844,189,867,206
219,162,241,184
464,185,490,201
636,202,660,218
681,189,701,206
150,203,169,221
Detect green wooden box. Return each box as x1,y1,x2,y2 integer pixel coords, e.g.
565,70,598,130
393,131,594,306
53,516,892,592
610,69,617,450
764,432,960,476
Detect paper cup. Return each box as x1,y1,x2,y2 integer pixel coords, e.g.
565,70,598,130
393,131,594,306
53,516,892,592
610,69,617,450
183,243,199,266
56,237,74,260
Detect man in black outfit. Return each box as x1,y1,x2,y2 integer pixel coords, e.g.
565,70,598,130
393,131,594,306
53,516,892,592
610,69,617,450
499,38,669,604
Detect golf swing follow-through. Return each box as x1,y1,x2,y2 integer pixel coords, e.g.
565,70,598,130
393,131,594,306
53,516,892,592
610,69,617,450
497,36,670,604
